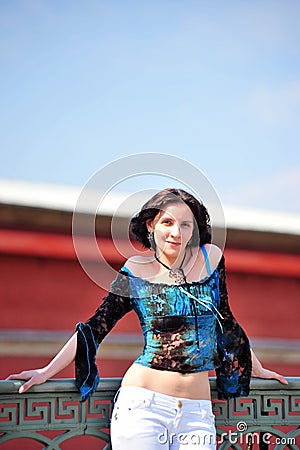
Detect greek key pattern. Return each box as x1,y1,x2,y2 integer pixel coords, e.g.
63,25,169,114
212,394,300,426
210,380,300,449
0,378,299,449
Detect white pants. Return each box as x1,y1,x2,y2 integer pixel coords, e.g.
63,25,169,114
110,386,216,450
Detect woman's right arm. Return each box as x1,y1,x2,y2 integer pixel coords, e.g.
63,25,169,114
6,332,78,394
8,269,132,399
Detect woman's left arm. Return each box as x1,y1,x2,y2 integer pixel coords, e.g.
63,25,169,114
251,349,288,384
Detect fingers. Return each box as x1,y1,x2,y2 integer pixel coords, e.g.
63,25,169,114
271,372,289,385
6,370,46,393
252,368,289,385
263,369,289,385
19,380,33,393
6,372,30,381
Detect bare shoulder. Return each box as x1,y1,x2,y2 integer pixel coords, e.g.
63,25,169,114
124,255,153,277
203,243,223,267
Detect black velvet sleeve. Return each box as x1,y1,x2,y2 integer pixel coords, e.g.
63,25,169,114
216,256,252,400
75,270,133,401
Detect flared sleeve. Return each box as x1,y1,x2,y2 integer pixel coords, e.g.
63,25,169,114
75,270,132,401
216,256,252,400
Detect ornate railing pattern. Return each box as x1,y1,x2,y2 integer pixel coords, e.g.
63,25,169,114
0,377,299,449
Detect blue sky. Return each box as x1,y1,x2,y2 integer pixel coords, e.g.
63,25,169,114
1,0,299,213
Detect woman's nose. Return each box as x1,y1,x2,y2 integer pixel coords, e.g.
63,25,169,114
170,224,181,238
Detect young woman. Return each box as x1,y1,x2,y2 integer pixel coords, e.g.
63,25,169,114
8,188,287,449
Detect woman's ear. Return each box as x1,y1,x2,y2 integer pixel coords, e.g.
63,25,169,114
146,219,154,232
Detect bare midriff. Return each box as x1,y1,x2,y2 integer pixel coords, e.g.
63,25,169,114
121,363,211,400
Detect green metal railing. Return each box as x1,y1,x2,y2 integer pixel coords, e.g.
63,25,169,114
0,377,299,449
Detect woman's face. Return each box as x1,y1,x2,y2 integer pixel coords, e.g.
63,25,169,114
148,202,194,259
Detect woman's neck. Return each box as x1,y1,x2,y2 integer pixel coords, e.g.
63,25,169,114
155,250,186,269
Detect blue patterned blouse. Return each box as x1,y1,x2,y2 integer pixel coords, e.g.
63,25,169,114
75,250,252,402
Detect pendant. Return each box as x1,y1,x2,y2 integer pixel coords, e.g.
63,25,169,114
169,268,186,284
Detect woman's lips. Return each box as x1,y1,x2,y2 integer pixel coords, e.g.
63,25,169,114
166,241,181,246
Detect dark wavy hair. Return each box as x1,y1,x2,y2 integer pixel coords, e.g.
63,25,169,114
130,188,211,248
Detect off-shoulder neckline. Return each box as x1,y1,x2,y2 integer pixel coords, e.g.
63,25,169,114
121,255,223,288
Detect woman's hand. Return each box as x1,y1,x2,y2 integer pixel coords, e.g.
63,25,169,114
6,332,78,394
5,333,78,395
6,368,48,393
251,349,288,385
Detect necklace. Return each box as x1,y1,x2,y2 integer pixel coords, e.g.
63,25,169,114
154,251,187,284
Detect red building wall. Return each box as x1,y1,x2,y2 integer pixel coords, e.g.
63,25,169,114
1,233,299,379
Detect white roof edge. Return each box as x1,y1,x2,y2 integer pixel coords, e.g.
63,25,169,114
0,178,81,211
0,178,299,236
223,205,300,235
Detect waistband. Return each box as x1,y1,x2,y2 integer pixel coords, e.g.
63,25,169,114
115,386,212,411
